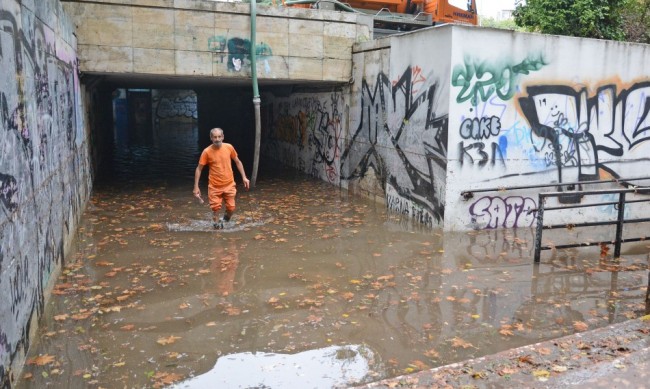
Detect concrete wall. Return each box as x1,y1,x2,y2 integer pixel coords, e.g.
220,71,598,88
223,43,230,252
345,29,453,227
62,0,372,83
262,89,347,184
0,0,91,385
338,25,650,231
152,89,198,123
446,27,650,231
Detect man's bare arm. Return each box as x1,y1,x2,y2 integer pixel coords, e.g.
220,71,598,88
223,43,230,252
234,157,250,190
193,164,205,201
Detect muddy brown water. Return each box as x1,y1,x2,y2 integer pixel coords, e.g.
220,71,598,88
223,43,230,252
16,125,649,388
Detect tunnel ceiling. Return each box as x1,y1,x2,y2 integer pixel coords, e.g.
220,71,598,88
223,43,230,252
82,72,347,92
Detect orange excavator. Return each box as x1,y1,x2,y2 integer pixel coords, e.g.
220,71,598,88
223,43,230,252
284,0,477,34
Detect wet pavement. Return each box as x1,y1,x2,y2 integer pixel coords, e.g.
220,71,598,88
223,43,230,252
15,123,650,388
357,315,650,388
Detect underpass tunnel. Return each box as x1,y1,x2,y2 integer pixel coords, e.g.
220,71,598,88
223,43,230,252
81,74,314,188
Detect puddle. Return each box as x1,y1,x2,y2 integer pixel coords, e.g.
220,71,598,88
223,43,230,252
15,123,649,388
172,345,377,389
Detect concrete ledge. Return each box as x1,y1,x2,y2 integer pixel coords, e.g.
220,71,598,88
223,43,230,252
356,317,650,388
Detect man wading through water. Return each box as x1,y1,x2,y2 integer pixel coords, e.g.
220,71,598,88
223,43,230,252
193,128,250,229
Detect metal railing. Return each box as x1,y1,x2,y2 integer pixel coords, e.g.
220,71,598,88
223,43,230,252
460,176,650,263
532,187,650,262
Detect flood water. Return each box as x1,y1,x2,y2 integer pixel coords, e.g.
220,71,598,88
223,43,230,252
17,122,650,388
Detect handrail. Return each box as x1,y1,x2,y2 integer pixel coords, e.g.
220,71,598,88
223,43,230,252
533,188,650,262
461,176,650,199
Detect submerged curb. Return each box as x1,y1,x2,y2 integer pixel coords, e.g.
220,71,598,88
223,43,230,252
357,316,650,388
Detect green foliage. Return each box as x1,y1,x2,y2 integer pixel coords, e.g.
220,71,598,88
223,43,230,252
479,16,524,31
621,0,650,43
513,0,627,40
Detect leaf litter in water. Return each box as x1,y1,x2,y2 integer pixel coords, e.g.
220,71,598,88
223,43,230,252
20,178,650,388
157,336,181,346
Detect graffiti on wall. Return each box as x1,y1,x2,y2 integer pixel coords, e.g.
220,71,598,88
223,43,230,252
208,36,273,73
0,4,89,385
341,66,448,226
154,92,198,119
519,82,650,194
458,115,507,168
468,195,537,229
452,54,547,106
267,93,344,183
454,51,650,229
0,173,18,216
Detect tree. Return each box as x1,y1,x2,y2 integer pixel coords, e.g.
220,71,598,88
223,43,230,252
513,0,627,41
621,0,650,43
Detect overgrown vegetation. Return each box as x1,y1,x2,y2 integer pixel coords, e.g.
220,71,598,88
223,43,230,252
479,16,524,31
512,0,626,40
621,0,650,43
511,0,650,43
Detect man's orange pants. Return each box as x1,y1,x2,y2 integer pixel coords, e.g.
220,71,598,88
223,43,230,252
208,183,237,213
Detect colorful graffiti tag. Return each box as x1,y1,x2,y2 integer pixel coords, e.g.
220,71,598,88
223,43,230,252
468,195,537,229
208,36,273,73
519,83,650,188
452,54,547,106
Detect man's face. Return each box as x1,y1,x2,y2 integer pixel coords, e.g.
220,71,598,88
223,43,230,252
211,131,224,147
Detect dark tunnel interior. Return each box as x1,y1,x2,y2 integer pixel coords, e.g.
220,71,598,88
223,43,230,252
84,75,298,188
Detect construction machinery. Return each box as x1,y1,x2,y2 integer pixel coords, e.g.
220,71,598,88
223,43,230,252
285,0,478,35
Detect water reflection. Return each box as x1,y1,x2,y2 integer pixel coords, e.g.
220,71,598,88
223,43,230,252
211,241,240,297
173,345,377,389
101,118,199,186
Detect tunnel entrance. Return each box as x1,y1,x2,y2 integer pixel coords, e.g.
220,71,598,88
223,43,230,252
104,87,201,186
84,74,306,188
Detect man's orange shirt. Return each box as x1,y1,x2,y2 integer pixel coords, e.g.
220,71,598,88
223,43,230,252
198,143,237,188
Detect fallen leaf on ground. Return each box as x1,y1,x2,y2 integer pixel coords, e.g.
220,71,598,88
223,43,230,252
518,355,535,365
152,371,183,387
451,337,473,349
71,312,92,320
424,348,440,359
498,366,518,376
306,314,322,323
533,370,550,381
157,336,181,345
552,365,568,372
27,355,56,366
573,321,589,331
